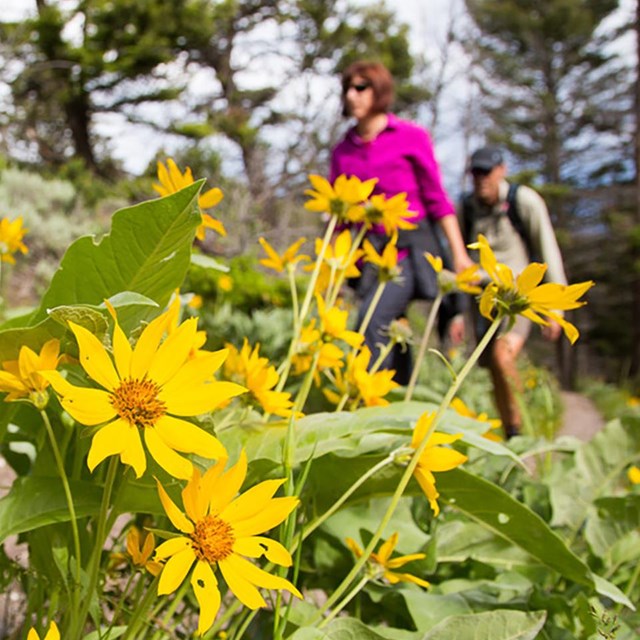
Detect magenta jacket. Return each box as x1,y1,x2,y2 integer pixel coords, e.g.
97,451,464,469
330,114,455,233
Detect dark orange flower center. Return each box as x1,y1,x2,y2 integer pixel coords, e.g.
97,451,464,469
191,515,235,563
110,378,166,428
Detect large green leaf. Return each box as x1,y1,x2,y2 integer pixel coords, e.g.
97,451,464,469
25,182,201,336
0,475,163,541
437,468,593,587
420,610,546,640
290,618,392,639
0,477,102,541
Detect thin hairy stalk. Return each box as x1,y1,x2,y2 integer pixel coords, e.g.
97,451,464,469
405,293,443,400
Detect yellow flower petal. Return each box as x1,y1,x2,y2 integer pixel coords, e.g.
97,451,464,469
220,479,286,524
145,426,194,480
41,372,115,426
155,535,192,560
68,321,119,391
117,423,148,478
154,415,228,461
192,560,221,636
130,311,170,379
228,496,299,538
199,187,223,210
87,419,136,473
158,547,196,595
515,262,546,294
419,446,468,473
233,536,293,567
221,553,301,599
162,380,247,416
105,300,133,379
218,555,267,610
156,480,195,534
147,318,198,385
209,450,248,515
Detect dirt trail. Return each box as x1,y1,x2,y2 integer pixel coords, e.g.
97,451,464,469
557,390,605,441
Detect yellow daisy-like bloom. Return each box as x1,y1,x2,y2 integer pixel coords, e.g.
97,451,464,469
362,233,401,283
314,229,363,277
0,216,29,264
155,452,302,636
628,465,640,484
346,532,430,588
27,622,59,640
450,397,502,442
153,158,226,241
223,340,297,418
304,174,377,222
291,321,345,376
43,302,246,480
315,294,364,349
351,346,398,408
188,294,203,310
258,237,309,273
0,339,61,409
425,253,482,296
218,275,234,292
410,412,468,516
469,235,594,344
126,526,163,576
358,192,417,235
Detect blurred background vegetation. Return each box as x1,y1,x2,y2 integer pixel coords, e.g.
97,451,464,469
0,0,638,396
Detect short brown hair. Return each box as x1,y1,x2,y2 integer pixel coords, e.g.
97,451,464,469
341,60,395,117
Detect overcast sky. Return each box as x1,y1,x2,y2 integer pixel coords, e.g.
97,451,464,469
0,0,635,194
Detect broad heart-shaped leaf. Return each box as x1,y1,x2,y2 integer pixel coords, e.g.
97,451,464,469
420,609,546,640
290,618,392,639
0,475,163,541
221,401,521,482
26,181,203,335
437,468,593,587
0,477,103,541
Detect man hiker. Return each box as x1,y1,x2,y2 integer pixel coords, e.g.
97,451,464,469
450,146,568,438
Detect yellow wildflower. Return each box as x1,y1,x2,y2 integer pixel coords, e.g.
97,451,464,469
0,339,61,409
410,412,468,516
351,346,398,407
43,301,245,479
362,233,401,283
188,295,203,310
0,216,28,264
291,321,345,376
469,235,594,344
315,229,363,277
346,532,430,588
258,237,309,273
218,275,233,292
223,340,297,418
626,396,640,408
304,174,376,222
27,622,59,640
450,397,502,442
358,192,417,235
426,253,482,295
316,294,363,349
155,452,302,636
153,158,226,241
126,526,163,576
628,465,640,484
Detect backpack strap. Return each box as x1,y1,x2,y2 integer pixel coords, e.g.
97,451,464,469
505,183,535,260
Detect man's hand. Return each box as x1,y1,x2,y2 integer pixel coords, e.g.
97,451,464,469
542,321,562,341
448,315,466,345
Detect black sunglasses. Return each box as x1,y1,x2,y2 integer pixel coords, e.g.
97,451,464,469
345,82,371,93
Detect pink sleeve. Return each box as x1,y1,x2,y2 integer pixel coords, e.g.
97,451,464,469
411,128,455,220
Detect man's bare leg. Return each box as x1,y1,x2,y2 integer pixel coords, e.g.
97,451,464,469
489,332,526,438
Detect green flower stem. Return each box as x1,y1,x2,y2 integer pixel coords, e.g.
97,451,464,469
72,456,119,640
150,576,190,640
318,574,369,629
121,573,161,640
405,293,443,401
357,281,386,336
276,216,338,393
305,316,502,627
105,570,137,637
369,339,396,375
233,607,258,639
204,600,242,638
291,452,397,553
327,225,368,308
39,409,82,623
